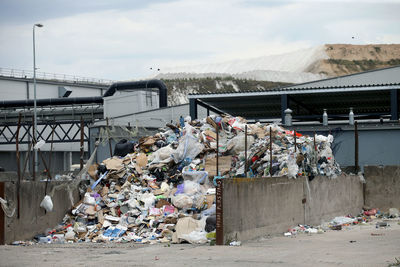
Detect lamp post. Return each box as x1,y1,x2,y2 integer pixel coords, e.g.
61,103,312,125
33,23,43,176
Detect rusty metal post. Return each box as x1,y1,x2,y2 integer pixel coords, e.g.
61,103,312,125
80,117,84,170
32,116,36,181
48,124,55,178
16,113,22,218
313,131,316,151
216,178,223,245
269,127,272,177
22,142,32,180
294,129,297,153
355,121,359,173
244,124,248,175
106,117,112,157
216,124,219,177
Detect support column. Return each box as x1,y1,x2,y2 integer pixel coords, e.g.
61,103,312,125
391,89,398,120
281,94,288,123
189,98,198,120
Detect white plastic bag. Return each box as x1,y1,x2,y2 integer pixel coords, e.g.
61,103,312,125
181,230,208,244
171,133,204,163
172,194,193,209
40,195,53,212
34,139,46,150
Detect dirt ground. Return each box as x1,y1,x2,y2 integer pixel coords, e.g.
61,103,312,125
1,219,399,267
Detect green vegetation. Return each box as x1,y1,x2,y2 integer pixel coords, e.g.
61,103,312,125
327,58,400,73
161,77,291,105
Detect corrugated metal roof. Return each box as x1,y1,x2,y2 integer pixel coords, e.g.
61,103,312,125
188,66,400,98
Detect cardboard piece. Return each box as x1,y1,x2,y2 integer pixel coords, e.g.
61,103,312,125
87,164,99,180
97,210,104,225
175,217,201,243
205,156,232,176
136,153,148,168
203,130,216,141
103,157,124,171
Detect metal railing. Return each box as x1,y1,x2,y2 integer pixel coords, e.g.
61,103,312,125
0,67,115,85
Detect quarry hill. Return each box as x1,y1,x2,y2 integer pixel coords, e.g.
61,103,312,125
158,44,400,105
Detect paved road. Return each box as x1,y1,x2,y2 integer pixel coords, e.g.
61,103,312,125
1,219,399,266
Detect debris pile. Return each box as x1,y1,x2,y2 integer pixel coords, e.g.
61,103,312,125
35,115,342,244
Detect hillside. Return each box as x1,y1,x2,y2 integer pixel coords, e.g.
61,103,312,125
162,77,290,106
307,44,400,76
157,44,400,105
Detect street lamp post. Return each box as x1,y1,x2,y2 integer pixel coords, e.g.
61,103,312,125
33,23,43,177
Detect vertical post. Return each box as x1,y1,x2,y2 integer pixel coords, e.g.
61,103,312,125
189,98,198,120
80,117,84,170
106,117,112,157
313,131,316,151
391,89,398,121
269,127,272,177
48,124,55,177
294,130,297,152
215,178,223,245
355,121,359,173
216,124,219,177
244,124,248,175
16,113,22,219
32,116,36,181
281,94,288,124
0,182,5,245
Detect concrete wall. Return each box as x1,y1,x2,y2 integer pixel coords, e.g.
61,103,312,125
222,174,363,243
364,166,400,212
0,173,80,244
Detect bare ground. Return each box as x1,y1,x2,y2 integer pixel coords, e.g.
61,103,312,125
1,219,399,267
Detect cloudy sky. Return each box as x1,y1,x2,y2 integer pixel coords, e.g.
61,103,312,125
0,0,399,80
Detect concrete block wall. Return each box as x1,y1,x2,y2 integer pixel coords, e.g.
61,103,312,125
222,174,364,243
364,166,400,211
0,173,79,244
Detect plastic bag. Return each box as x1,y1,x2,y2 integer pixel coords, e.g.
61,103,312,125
171,133,204,163
149,145,174,164
140,193,156,209
40,195,53,212
226,133,254,154
182,169,208,184
287,153,299,178
183,180,201,196
172,194,193,209
34,139,46,150
181,230,208,244
84,193,96,205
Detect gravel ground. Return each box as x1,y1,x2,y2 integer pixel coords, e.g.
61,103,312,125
1,219,399,267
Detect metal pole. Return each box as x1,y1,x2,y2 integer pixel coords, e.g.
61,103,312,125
16,113,22,219
33,23,43,176
80,117,84,170
294,130,297,153
216,124,219,177
244,124,248,175
48,124,55,178
106,117,112,157
269,127,272,177
355,121,359,173
32,116,36,181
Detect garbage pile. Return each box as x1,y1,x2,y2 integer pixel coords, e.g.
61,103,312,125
35,115,342,244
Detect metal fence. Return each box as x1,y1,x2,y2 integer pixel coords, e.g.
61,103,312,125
0,67,114,85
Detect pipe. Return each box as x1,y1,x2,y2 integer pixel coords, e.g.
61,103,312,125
0,79,168,108
0,97,103,108
103,79,168,108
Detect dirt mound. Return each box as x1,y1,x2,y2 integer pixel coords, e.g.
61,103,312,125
307,44,400,77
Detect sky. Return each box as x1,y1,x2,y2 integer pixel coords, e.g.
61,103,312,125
0,0,399,81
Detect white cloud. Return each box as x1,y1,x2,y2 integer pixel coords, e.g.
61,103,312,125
0,0,399,80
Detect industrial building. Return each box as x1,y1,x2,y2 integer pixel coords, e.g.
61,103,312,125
0,66,399,173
